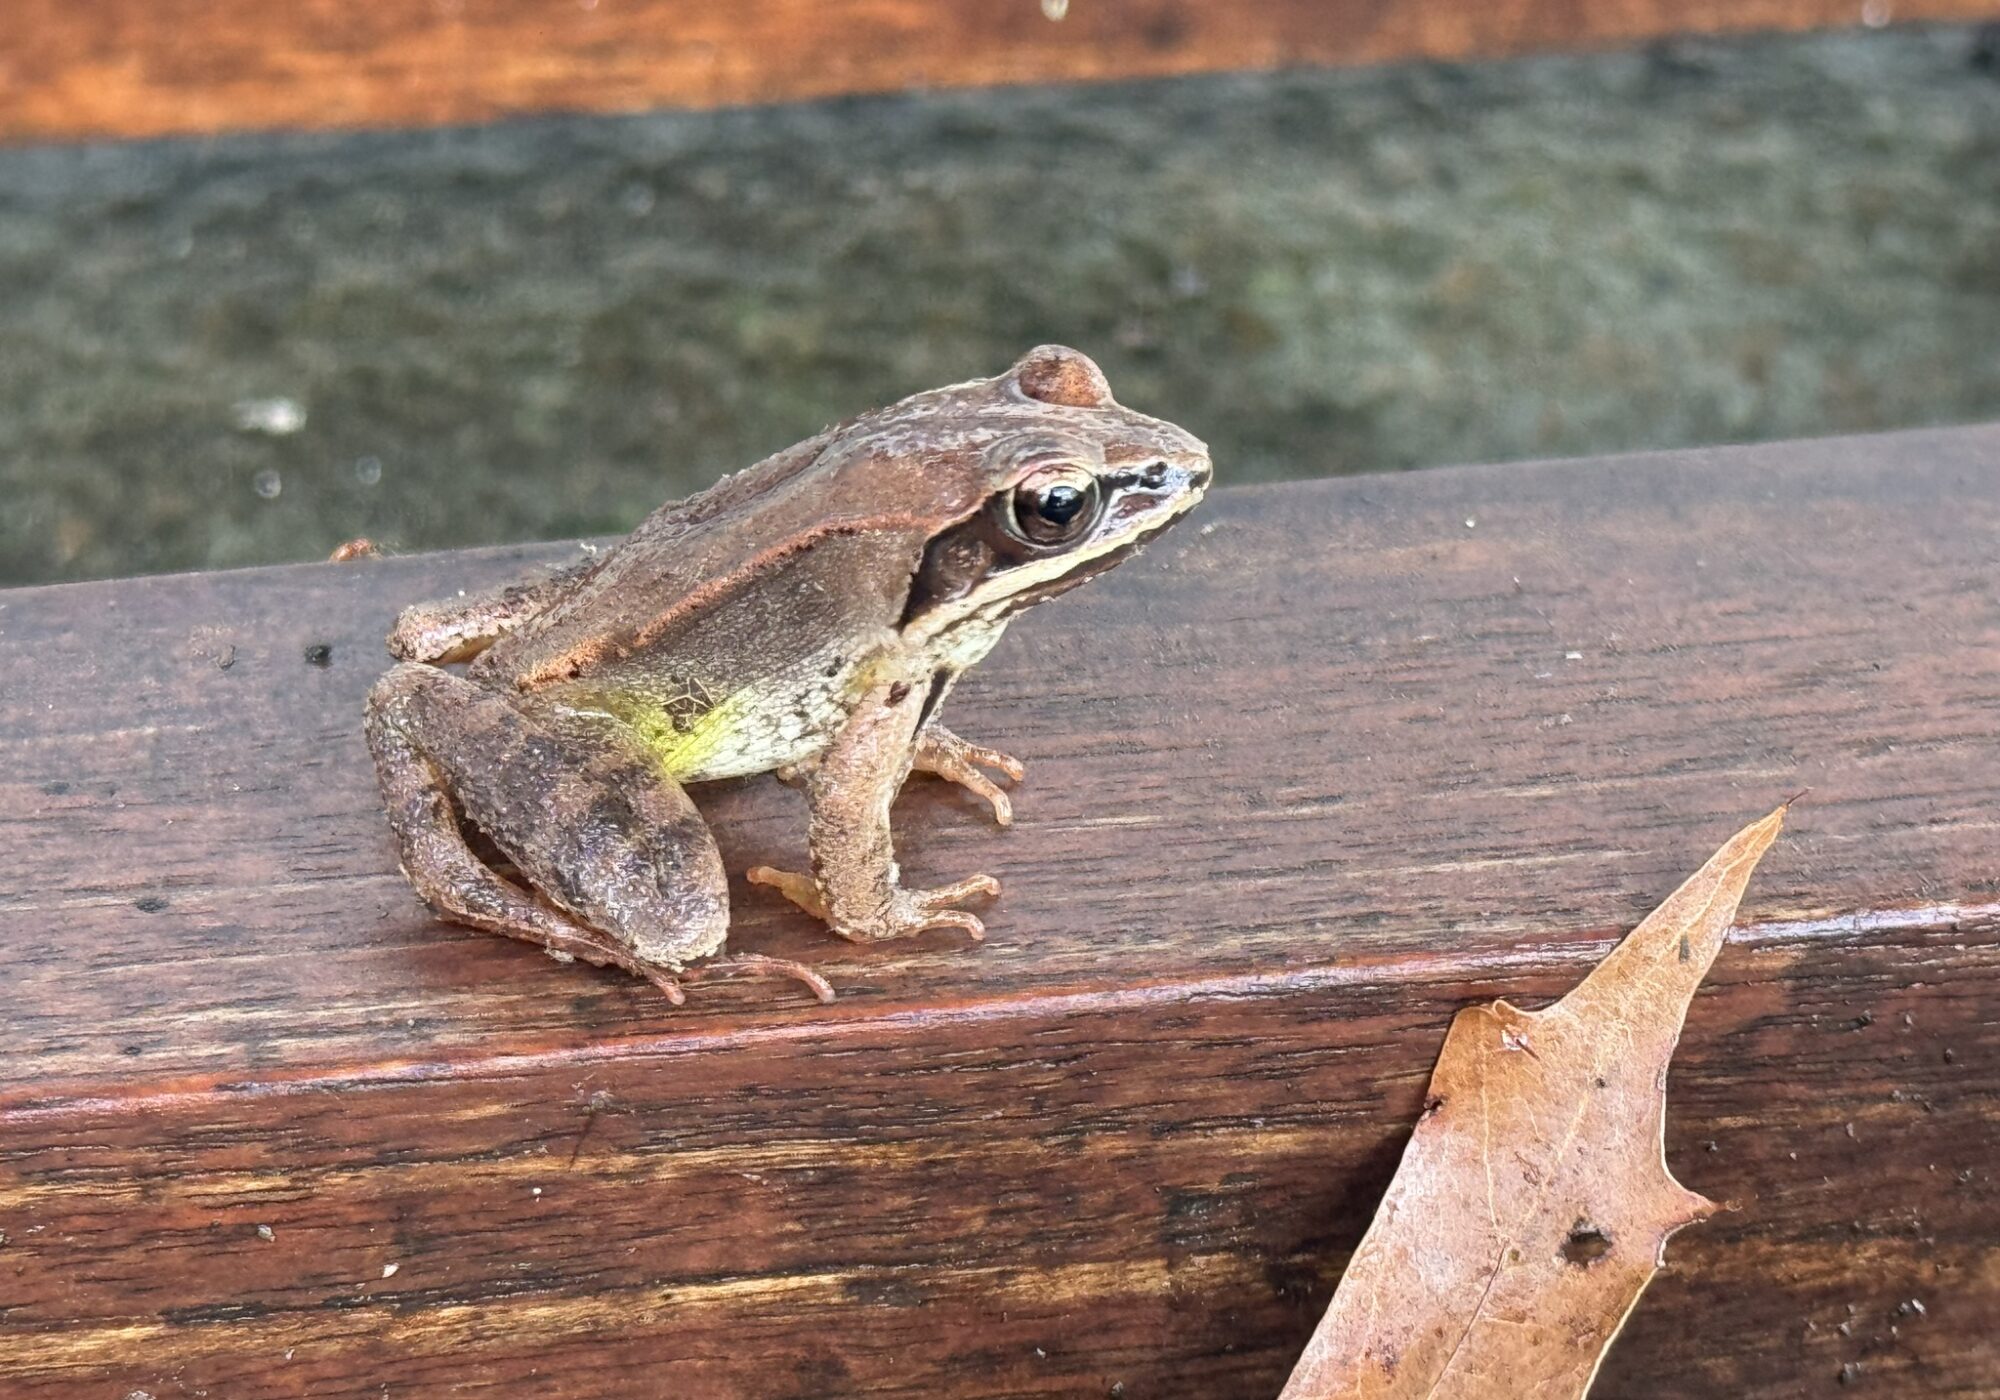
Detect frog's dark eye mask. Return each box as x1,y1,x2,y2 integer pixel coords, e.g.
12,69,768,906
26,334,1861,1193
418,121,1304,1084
900,459,1177,625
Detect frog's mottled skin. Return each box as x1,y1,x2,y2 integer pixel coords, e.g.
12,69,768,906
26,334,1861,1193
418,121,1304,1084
365,345,1210,1002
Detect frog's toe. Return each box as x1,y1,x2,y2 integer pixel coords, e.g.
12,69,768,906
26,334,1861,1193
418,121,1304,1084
924,872,1003,906
682,953,837,1004
885,874,1002,942
914,727,1026,826
628,961,688,1005
745,866,828,920
942,770,1013,826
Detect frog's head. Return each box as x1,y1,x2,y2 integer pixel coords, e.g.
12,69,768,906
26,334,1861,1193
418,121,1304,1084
888,344,1212,645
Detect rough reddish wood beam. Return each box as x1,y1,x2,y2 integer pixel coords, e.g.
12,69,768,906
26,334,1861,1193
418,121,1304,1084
2,427,1999,1395
5,0,2000,145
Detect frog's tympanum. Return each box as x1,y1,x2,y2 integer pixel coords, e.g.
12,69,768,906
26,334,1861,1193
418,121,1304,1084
366,346,1210,1003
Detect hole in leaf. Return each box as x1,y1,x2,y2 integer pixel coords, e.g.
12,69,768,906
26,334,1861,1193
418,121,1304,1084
1562,1222,1613,1266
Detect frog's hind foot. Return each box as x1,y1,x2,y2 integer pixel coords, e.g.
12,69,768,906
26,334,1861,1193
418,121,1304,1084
528,921,690,1004
680,953,836,1004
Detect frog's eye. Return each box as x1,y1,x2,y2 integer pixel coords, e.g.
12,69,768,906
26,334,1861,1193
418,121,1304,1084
1007,466,1101,546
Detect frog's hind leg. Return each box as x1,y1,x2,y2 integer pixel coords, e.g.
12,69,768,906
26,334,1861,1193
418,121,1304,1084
365,662,729,1001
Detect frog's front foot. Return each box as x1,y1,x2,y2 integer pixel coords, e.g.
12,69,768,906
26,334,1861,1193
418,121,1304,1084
746,866,1000,942
915,725,1025,826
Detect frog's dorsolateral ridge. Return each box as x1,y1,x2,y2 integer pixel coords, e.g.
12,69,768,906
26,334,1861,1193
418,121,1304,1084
365,345,1211,1003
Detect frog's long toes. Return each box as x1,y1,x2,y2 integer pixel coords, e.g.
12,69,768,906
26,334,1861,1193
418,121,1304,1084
684,953,836,1004
893,874,1001,941
928,872,1002,905
645,971,688,1006
973,746,1027,783
921,908,987,942
956,771,1015,826
917,729,1027,824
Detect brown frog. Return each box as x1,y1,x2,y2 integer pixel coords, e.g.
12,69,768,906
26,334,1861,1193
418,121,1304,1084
365,345,1210,1002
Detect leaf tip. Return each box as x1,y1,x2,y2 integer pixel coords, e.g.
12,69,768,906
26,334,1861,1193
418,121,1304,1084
1723,803,1790,875
1670,1186,1722,1232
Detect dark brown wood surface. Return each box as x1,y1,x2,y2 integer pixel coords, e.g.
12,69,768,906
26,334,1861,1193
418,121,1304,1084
8,0,2000,144
3,427,1999,1396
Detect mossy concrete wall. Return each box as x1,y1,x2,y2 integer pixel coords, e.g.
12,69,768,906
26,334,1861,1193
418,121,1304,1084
3,26,1997,584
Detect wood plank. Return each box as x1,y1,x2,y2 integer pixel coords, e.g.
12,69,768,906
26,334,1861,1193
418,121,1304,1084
2,426,1999,1396
6,0,2000,145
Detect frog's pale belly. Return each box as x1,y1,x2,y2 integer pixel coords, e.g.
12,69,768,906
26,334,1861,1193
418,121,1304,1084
562,648,856,784
563,615,1014,786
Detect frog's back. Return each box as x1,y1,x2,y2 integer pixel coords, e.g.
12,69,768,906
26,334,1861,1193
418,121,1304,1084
474,430,934,781
479,430,846,685
556,528,928,780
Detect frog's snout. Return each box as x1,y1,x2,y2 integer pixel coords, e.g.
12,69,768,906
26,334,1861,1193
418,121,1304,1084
1155,450,1212,501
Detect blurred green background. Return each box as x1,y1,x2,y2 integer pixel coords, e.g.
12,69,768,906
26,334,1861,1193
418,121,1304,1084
3,25,1998,586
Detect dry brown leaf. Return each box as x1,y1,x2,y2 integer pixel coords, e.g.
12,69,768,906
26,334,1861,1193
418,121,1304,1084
1280,806,1786,1400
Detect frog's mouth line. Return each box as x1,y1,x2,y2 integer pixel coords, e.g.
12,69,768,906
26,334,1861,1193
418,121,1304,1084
994,530,1154,614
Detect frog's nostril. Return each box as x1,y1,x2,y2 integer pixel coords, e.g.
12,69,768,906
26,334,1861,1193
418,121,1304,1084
1140,460,1170,489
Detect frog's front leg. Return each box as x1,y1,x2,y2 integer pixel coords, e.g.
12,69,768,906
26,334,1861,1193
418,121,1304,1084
366,662,732,1001
748,676,1000,942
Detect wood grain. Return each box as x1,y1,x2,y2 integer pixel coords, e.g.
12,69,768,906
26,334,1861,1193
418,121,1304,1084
3,426,1999,1395
6,0,2000,144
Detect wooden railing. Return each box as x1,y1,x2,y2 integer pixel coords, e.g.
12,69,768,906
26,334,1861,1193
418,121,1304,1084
6,0,2000,143
3,427,1997,1395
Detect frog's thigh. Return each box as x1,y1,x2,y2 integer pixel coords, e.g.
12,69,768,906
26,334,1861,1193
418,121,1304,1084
366,663,728,972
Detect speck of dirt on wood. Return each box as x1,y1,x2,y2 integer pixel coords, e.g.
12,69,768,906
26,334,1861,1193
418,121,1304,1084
189,626,239,670
256,1224,275,1242
1839,1361,1863,1384
134,895,169,913
303,643,334,666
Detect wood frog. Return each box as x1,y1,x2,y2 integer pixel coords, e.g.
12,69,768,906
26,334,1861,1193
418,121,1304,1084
366,345,1210,1002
